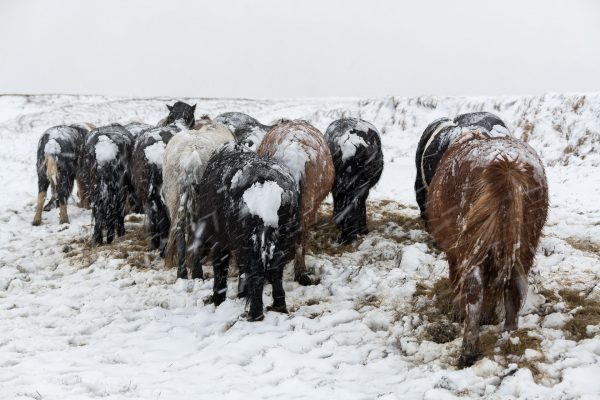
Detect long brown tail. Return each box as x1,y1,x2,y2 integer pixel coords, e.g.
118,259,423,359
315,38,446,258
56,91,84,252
456,154,530,300
46,155,59,189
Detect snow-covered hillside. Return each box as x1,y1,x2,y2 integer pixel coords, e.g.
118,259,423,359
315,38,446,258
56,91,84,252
0,93,599,399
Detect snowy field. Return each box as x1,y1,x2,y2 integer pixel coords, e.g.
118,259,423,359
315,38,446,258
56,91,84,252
0,93,599,399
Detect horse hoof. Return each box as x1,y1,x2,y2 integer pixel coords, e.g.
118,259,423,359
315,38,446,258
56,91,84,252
295,272,319,286
458,352,481,368
32,219,41,226
266,304,288,314
191,272,204,280
177,271,189,280
213,293,226,306
503,322,518,331
245,312,264,322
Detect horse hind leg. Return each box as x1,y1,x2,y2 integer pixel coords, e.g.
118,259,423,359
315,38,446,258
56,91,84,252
294,229,318,286
504,271,527,331
459,265,484,368
266,265,287,314
33,192,47,226
212,245,230,306
358,190,369,235
57,178,72,225
33,171,50,225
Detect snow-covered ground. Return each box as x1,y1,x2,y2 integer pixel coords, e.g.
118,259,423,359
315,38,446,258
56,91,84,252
0,93,599,399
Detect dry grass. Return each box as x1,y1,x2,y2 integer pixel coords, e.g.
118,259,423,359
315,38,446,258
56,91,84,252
306,200,428,257
565,237,600,255
559,288,600,341
355,294,381,310
65,225,159,270
413,277,461,344
480,328,545,379
306,204,355,256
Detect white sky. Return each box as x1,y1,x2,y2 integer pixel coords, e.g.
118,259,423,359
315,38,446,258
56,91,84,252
0,0,599,98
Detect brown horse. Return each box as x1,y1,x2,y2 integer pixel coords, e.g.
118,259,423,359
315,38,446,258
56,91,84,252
427,132,548,367
258,121,334,285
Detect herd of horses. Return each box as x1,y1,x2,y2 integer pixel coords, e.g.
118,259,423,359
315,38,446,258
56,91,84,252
32,102,548,367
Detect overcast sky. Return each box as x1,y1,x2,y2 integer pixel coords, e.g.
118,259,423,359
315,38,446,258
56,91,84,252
0,0,599,98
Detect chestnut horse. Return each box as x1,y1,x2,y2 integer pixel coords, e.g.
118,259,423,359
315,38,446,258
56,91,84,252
258,121,334,285
427,132,548,367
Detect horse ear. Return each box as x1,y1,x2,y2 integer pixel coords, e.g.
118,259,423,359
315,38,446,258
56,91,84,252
192,104,196,111
166,104,173,111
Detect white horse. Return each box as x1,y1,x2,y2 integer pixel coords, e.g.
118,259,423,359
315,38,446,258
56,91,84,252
162,122,235,276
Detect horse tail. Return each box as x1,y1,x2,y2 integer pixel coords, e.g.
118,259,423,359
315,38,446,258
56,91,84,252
96,163,119,223
45,155,59,189
164,188,185,270
457,154,530,301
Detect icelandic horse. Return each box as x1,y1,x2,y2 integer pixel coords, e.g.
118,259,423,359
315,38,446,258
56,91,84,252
419,113,548,366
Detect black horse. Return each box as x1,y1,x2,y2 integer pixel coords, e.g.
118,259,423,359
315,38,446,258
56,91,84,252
130,125,180,254
414,111,509,220
189,142,300,321
214,112,272,150
159,101,196,129
32,125,89,225
81,124,134,244
325,118,384,244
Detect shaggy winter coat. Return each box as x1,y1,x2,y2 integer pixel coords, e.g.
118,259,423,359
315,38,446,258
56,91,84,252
325,118,383,244
257,121,334,285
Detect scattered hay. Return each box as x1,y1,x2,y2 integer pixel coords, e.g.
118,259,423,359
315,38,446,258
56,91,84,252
538,288,560,304
306,204,355,256
306,200,428,257
559,288,588,309
480,328,545,379
559,289,600,341
65,225,160,270
355,294,381,310
424,320,459,344
413,277,461,343
565,237,600,255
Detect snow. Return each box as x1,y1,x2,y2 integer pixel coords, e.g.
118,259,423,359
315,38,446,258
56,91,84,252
1,93,600,399
94,135,118,165
43,138,61,155
243,181,283,228
337,132,368,161
144,141,165,166
272,140,309,185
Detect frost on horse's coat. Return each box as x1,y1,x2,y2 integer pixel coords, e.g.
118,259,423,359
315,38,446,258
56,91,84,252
426,133,548,367
258,121,334,285
189,142,300,321
325,118,383,244
161,122,235,273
